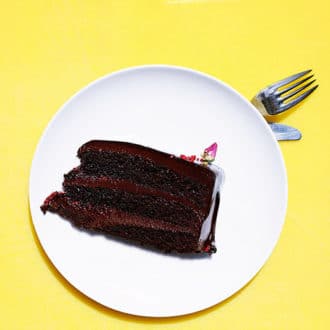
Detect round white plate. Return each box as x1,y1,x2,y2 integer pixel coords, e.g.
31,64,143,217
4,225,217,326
29,65,287,317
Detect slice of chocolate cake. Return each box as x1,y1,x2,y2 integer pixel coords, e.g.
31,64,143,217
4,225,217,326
41,140,223,253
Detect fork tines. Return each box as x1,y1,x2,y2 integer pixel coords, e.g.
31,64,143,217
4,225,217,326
271,69,318,112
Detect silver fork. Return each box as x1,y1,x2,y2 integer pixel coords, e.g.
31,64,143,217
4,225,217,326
252,69,318,116
251,70,318,140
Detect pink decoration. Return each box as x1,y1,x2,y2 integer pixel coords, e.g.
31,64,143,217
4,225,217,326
204,142,218,160
180,154,197,162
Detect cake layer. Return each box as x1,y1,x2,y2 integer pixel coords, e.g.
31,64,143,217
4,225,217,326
78,140,215,207
64,186,203,227
42,193,200,252
63,172,204,227
78,141,215,183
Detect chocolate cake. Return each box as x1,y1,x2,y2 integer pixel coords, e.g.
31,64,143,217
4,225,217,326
41,140,223,253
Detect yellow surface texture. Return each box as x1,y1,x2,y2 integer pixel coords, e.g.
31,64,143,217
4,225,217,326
1,1,329,329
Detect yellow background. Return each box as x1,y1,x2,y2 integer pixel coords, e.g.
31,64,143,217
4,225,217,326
1,0,329,329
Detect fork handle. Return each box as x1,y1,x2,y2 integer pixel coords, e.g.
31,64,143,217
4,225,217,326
268,123,302,141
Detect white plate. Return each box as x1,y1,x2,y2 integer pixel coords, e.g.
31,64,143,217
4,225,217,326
29,65,287,317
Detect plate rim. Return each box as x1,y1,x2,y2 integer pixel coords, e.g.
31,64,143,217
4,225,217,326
29,64,288,317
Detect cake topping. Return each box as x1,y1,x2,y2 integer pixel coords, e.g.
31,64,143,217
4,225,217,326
179,143,218,166
200,142,218,166
180,154,196,162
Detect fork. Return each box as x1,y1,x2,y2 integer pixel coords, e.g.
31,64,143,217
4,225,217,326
251,69,318,116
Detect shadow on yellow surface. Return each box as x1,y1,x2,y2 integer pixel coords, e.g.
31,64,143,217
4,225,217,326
264,91,318,124
28,208,255,323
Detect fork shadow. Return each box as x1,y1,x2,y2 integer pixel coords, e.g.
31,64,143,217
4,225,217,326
28,207,257,324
